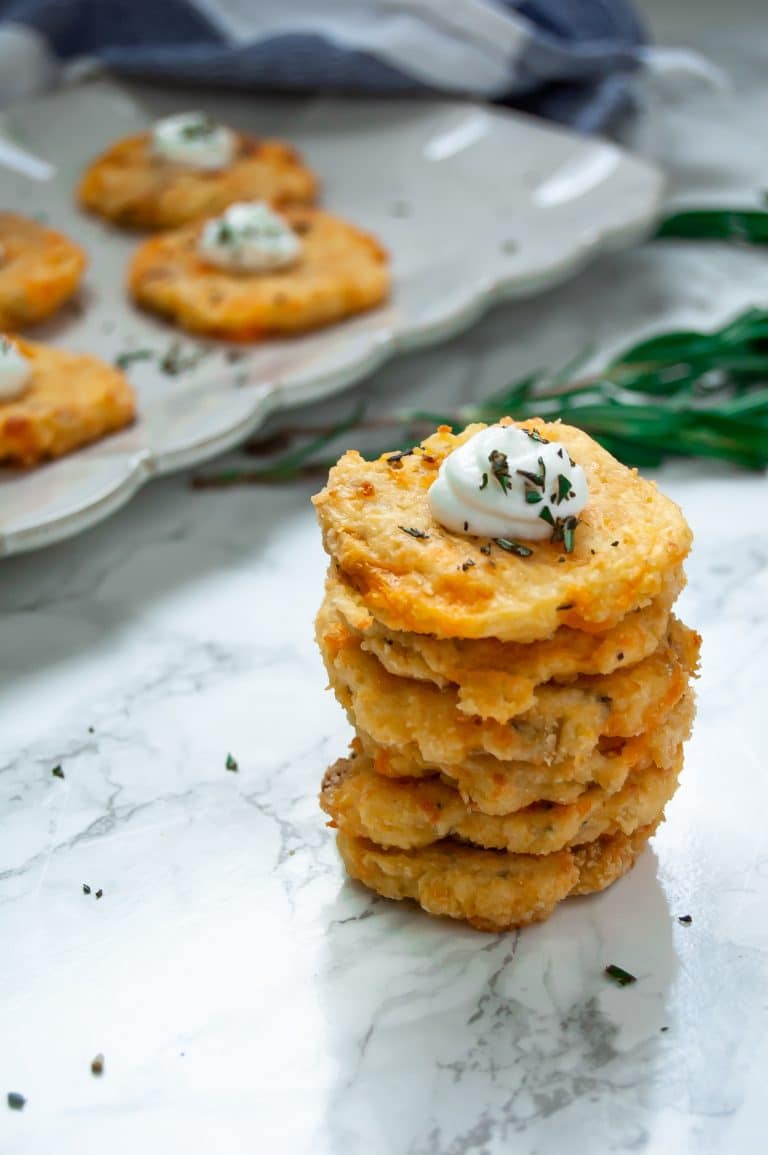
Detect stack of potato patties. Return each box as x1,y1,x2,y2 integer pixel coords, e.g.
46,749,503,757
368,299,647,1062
313,419,699,932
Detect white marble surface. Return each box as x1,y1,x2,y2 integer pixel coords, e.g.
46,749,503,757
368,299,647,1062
3,7,768,1154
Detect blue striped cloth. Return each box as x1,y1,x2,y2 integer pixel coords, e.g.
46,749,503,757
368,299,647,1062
0,0,647,132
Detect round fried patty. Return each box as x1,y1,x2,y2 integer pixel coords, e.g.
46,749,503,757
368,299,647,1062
313,420,693,642
78,132,317,230
356,689,695,814
326,565,683,721
0,338,136,466
0,213,86,330
336,820,659,932
322,747,682,854
129,206,390,339
317,595,699,768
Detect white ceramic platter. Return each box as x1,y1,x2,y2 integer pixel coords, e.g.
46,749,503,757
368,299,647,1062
0,79,664,556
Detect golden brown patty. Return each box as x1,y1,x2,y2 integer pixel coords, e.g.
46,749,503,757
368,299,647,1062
0,213,86,330
336,821,659,932
128,206,390,340
312,420,693,642
322,748,681,853
317,595,700,767
357,689,696,813
78,132,317,230
326,565,684,720
0,338,136,466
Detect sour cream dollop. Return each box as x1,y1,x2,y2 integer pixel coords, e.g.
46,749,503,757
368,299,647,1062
429,424,588,541
0,337,31,402
198,201,302,273
151,111,237,170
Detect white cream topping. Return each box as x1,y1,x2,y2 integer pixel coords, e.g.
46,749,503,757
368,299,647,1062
428,424,588,541
0,336,31,402
198,201,302,273
151,111,237,170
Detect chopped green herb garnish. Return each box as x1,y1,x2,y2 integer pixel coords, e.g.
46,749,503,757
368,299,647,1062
159,341,208,377
225,753,239,772
556,602,575,611
51,764,64,779
82,883,91,895
525,490,542,504
611,540,620,547
7,1092,25,1111
516,461,545,490
114,349,153,371
216,221,236,246
479,543,492,556
479,472,488,491
494,538,533,557
525,429,549,445
562,519,578,553
677,914,693,925
550,515,579,554
556,474,574,504
95,889,103,900
399,526,430,540
488,449,512,493
91,1054,104,1076
180,115,214,140
461,559,475,571
537,506,580,551
161,341,185,375
385,449,413,465
604,964,637,987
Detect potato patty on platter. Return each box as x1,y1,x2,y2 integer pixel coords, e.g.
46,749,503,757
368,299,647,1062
0,213,86,330
0,337,135,466
129,206,389,339
78,131,317,230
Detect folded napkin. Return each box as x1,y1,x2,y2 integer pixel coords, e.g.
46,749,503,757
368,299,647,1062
0,0,647,131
